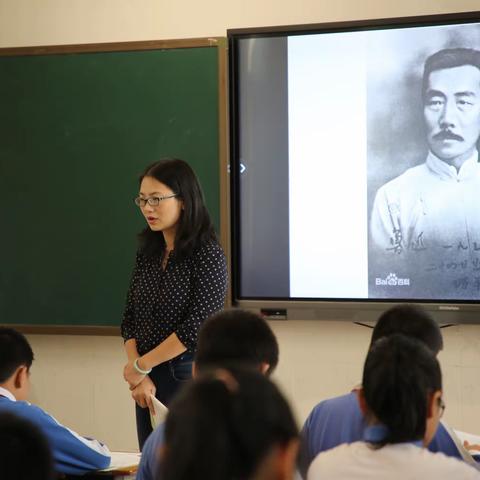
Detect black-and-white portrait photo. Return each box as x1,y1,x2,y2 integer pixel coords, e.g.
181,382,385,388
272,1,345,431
368,23,480,300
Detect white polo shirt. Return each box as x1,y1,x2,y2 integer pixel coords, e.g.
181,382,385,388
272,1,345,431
308,441,480,480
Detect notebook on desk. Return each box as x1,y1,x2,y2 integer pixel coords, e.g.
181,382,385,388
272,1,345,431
76,452,140,479
97,451,141,474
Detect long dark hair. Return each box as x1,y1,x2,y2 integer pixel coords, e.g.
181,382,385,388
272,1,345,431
363,334,442,447
137,158,217,260
159,368,298,480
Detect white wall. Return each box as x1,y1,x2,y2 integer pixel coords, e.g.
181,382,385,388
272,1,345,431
3,0,480,451
25,320,480,451
1,0,479,47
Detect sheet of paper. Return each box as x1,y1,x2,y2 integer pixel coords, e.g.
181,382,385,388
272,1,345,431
150,394,169,430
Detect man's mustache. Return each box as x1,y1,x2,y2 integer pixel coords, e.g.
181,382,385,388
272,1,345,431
433,130,464,142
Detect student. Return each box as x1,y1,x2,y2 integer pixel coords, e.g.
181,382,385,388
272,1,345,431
137,308,279,480
0,327,111,476
0,411,54,480
299,304,466,477
193,308,279,375
307,334,480,479
160,368,299,480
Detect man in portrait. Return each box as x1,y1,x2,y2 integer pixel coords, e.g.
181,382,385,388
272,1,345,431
370,48,480,299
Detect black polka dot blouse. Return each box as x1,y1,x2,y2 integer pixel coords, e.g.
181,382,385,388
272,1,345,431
121,240,227,356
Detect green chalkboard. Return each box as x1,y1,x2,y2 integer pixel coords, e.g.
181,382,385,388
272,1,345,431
0,39,226,331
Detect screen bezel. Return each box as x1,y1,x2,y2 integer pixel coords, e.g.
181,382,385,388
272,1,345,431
228,11,480,320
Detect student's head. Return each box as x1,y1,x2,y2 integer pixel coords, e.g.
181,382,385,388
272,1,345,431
0,327,34,401
0,412,54,480
136,158,216,259
370,304,443,355
422,48,480,165
194,309,279,376
159,368,299,480
358,334,443,447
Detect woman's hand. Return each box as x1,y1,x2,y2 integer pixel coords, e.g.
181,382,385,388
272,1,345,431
123,360,146,389
131,376,157,414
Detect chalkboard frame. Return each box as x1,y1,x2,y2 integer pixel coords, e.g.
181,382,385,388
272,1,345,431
0,38,229,335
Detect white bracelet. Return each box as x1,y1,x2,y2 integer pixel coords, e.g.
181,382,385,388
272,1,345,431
133,358,152,375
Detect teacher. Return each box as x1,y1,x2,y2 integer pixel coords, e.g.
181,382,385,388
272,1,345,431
121,158,227,449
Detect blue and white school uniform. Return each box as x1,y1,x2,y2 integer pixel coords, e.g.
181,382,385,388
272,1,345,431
0,386,111,475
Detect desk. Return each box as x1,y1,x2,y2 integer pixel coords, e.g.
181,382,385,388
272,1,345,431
64,452,140,480
73,474,135,480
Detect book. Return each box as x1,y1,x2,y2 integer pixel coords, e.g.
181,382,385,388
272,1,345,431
454,429,480,461
441,422,479,465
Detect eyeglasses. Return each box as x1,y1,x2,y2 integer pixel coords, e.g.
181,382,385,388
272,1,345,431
134,194,178,207
438,397,446,418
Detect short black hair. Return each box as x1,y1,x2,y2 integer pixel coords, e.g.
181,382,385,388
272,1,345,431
0,327,34,383
371,305,443,355
137,158,217,261
422,48,480,97
160,368,298,480
195,309,279,375
0,412,54,480
363,334,442,446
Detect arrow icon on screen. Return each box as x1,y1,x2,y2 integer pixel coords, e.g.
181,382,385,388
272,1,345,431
227,163,246,174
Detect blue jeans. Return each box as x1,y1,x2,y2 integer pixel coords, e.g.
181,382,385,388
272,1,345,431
135,352,193,450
